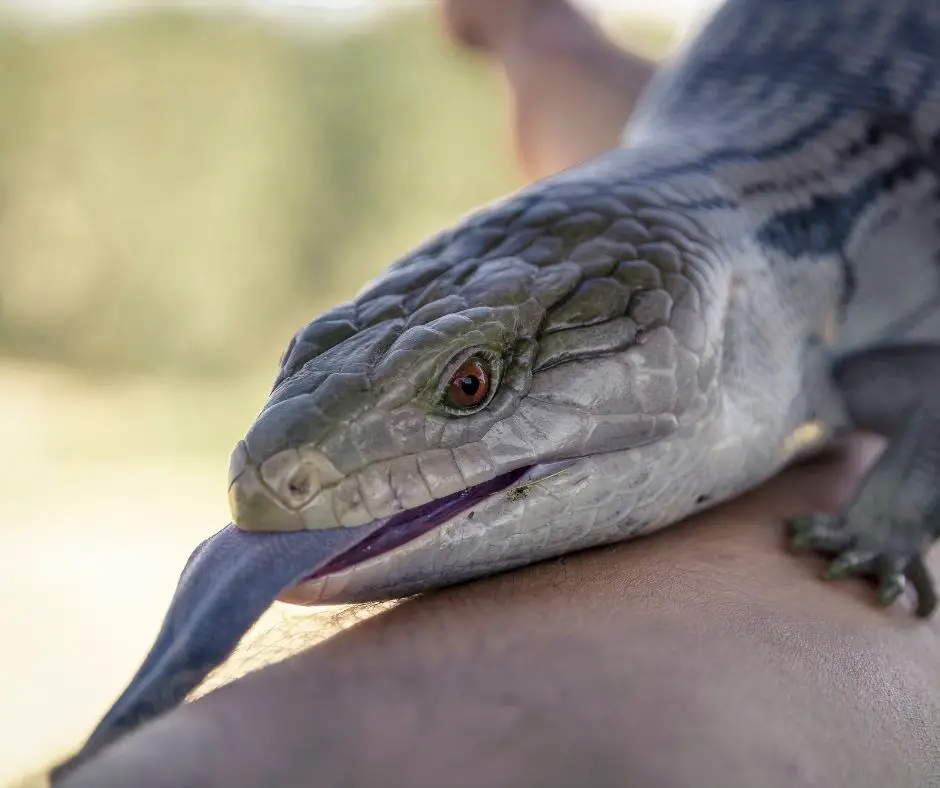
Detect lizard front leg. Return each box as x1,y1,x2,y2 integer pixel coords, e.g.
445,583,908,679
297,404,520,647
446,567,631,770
789,343,940,618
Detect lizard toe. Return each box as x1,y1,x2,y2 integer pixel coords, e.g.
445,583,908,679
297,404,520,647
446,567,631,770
787,513,850,553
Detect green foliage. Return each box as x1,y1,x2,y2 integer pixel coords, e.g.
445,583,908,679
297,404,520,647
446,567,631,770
0,8,672,376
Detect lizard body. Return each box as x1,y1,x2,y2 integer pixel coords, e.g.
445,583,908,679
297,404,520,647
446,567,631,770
56,0,940,775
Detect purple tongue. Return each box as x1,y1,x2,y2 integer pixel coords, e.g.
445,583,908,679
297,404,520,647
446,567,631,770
55,519,387,779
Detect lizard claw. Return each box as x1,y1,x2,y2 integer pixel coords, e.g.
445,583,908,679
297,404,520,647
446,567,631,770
825,548,878,579
906,557,938,618
874,561,906,608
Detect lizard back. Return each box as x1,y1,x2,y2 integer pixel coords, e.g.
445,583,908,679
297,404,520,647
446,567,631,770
625,0,940,349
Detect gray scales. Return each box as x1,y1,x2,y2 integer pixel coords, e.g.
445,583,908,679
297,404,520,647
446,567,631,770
54,0,940,779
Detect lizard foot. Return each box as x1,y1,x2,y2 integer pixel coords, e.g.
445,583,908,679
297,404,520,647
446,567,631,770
788,512,937,617
786,342,940,619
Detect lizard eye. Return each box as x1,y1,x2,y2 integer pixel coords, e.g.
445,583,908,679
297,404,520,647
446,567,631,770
444,356,492,411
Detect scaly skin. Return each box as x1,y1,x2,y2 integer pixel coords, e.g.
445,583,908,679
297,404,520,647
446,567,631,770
56,0,940,776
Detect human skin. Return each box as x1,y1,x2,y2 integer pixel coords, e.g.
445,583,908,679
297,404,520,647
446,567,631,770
52,2,940,786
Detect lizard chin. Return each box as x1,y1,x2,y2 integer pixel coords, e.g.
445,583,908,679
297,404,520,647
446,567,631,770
277,461,575,605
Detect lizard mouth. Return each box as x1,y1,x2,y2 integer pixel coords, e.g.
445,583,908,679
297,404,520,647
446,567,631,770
297,466,533,584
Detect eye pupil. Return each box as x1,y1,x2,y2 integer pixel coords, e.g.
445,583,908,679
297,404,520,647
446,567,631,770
446,357,491,410
459,375,480,395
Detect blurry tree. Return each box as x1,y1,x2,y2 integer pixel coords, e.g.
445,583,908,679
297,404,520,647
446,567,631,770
0,7,672,376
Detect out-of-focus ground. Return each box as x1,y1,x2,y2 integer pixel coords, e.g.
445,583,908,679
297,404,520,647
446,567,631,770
0,3,677,782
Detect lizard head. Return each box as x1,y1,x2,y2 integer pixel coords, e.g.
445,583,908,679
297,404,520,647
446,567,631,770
229,169,730,604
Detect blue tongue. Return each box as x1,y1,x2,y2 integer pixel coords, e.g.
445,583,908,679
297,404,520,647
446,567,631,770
57,520,383,776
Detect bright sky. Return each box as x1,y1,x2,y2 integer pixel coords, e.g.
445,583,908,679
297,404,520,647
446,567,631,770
0,0,722,25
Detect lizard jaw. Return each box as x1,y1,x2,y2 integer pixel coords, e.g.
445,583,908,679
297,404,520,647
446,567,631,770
278,460,576,605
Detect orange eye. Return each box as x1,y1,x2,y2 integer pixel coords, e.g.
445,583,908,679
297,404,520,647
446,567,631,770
446,357,490,410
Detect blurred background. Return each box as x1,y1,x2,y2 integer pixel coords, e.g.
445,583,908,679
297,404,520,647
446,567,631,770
0,0,709,780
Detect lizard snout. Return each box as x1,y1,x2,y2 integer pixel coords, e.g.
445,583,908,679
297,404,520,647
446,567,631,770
229,441,312,531
228,440,348,531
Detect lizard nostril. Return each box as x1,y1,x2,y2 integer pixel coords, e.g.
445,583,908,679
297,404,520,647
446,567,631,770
228,465,305,531
286,467,313,502
259,449,319,509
